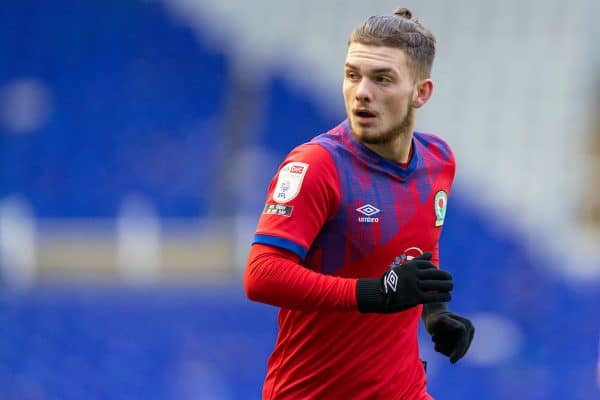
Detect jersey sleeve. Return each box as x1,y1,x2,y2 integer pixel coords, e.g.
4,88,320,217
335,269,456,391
244,244,357,311
253,143,340,259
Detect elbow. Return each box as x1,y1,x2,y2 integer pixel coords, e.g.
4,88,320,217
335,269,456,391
244,268,259,301
244,244,288,305
244,270,269,304
244,260,265,303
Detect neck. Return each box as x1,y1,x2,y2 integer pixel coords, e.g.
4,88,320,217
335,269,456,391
362,121,415,164
363,133,413,163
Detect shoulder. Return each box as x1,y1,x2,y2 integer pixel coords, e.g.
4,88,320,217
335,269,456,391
275,142,338,188
266,140,341,221
273,120,349,189
414,131,455,166
285,141,336,166
281,123,348,174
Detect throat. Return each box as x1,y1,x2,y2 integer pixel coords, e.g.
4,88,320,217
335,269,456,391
362,132,414,164
396,144,413,168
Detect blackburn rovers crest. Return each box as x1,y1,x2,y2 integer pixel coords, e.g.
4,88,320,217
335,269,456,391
434,190,447,227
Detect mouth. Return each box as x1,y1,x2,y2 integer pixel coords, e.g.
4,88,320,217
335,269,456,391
353,109,377,123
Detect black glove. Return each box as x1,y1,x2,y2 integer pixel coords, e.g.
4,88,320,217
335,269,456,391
356,252,453,313
423,304,475,363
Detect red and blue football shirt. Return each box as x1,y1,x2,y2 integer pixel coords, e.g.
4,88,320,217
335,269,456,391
247,119,456,399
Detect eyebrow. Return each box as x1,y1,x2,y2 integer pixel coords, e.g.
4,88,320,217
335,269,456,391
344,63,396,75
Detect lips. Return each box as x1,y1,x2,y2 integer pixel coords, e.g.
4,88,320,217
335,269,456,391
353,109,377,125
354,109,376,118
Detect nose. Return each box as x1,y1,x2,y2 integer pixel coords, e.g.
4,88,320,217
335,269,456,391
355,79,372,103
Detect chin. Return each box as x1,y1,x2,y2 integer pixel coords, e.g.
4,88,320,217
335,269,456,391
351,120,374,134
351,123,381,141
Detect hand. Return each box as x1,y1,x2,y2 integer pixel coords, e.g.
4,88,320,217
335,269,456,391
424,310,474,363
356,252,453,313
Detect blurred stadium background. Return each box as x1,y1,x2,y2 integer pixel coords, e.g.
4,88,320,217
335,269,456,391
1,0,599,398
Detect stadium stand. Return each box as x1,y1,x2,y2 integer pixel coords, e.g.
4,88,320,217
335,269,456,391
0,0,228,218
0,0,598,399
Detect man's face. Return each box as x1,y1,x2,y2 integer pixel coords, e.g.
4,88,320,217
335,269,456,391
343,42,417,144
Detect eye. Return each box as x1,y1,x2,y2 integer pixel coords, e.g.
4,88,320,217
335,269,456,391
346,71,359,80
375,75,392,84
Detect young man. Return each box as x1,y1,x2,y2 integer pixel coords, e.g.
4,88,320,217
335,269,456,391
245,8,474,399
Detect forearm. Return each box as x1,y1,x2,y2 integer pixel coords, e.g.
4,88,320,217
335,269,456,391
244,244,357,312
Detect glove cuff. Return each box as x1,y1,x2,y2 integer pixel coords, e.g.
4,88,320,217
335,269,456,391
422,302,448,318
423,309,453,334
356,278,383,313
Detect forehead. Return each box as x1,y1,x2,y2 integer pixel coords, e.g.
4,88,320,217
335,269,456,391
345,42,409,73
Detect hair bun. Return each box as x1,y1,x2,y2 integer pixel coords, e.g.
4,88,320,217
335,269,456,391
393,7,413,20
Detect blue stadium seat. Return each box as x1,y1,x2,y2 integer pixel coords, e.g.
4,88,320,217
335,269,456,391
0,0,228,217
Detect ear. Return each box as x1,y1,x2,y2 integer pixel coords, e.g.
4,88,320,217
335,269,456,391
411,79,433,108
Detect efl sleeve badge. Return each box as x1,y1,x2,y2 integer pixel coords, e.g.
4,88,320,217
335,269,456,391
272,162,309,203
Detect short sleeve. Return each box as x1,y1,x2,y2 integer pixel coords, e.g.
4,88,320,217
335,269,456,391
253,143,340,260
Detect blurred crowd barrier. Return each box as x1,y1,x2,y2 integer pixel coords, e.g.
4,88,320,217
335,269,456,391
582,91,600,230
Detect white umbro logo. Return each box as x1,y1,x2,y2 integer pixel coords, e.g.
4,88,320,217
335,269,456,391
356,204,381,216
356,204,381,223
384,269,398,293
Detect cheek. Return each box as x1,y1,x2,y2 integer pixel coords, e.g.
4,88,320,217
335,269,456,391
342,82,352,98
386,92,411,112
342,86,354,108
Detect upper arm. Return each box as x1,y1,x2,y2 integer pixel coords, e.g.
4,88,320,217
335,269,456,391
253,144,340,260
